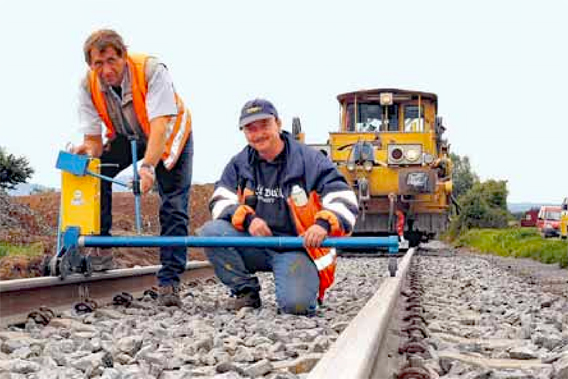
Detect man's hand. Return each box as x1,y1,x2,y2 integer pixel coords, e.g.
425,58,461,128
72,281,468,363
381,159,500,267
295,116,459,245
303,224,328,248
137,116,167,194
139,166,155,194
248,217,273,237
71,143,100,157
71,144,91,155
71,135,103,157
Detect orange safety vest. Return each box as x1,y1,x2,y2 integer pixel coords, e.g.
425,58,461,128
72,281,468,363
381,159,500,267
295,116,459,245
234,189,342,302
287,191,341,302
88,53,192,170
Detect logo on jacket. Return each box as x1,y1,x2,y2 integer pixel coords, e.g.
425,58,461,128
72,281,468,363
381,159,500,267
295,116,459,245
255,185,284,204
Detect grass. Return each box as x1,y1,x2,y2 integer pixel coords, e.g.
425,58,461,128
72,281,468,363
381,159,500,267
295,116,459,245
453,228,568,268
0,242,45,259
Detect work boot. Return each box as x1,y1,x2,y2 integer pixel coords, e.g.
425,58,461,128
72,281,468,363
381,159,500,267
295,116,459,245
158,285,182,307
227,290,261,311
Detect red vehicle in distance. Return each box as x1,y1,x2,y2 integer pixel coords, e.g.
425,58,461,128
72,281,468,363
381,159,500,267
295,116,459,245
536,206,562,237
520,208,539,227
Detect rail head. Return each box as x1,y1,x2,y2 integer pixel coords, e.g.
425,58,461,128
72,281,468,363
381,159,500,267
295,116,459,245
0,261,211,293
308,248,415,379
0,261,212,328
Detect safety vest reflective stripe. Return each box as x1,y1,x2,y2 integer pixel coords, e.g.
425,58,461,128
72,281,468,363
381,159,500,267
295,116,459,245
212,199,238,220
163,103,191,169
322,191,358,228
324,202,356,228
313,248,336,271
211,187,239,219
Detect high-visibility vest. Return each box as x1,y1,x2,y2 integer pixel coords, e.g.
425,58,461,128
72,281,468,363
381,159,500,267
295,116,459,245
232,188,341,303
88,53,191,170
287,190,339,303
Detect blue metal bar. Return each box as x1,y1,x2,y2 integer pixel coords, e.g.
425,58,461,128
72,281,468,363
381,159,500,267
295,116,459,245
81,236,399,251
86,171,130,188
130,140,142,234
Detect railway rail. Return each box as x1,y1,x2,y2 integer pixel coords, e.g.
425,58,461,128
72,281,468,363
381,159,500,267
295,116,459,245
0,261,213,328
309,248,416,379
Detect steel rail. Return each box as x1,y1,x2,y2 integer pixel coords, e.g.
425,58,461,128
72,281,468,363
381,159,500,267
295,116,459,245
308,248,415,379
0,261,212,328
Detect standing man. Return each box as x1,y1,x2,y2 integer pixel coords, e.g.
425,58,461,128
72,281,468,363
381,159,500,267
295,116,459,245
199,99,358,315
72,29,193,306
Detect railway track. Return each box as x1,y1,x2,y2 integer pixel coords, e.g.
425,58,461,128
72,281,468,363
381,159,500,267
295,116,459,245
0,250,417,378
3,244,559,378
0,261,213,328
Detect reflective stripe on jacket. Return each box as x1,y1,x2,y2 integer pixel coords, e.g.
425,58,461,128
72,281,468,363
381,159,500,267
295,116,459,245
88,53,192,170
209,132,359,301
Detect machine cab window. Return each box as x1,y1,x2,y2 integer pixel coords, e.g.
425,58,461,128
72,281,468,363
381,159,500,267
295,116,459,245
346,103,399,132
404,105,425,132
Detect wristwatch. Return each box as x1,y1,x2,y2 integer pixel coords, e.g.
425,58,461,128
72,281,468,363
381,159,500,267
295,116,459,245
140,163,155,176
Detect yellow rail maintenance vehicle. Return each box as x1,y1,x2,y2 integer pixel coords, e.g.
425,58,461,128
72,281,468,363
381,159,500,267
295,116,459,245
303,88,453,247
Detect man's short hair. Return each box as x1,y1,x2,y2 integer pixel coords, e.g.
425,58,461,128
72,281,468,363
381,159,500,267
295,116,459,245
83,29,127,64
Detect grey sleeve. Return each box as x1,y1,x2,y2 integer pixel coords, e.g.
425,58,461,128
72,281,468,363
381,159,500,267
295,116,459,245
146,64,178,121
78,78,103,135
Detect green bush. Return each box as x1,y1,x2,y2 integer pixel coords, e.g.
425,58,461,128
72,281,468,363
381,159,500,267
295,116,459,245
0,244,7,259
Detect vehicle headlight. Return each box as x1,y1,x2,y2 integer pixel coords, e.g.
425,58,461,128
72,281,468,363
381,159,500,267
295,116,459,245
363,160,373,172
423,153,434,164
405,148,420,162
391,148,403,161
347,161,356,172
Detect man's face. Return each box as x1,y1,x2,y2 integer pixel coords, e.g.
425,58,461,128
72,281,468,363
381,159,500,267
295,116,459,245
242,116,282,158
89,47,126,87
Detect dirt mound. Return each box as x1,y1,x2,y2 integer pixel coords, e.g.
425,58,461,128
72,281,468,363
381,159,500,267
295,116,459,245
0,255,46,280
0,191,52,238
0,184,215,280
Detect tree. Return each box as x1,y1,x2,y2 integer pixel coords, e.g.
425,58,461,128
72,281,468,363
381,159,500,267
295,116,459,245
479,179,508,211
450,152,479,200
449,179,509,237
0,147,34,191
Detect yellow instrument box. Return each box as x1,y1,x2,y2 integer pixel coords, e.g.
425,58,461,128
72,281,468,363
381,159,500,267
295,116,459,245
61,158,101,235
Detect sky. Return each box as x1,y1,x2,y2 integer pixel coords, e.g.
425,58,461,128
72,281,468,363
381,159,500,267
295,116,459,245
0,0,566,203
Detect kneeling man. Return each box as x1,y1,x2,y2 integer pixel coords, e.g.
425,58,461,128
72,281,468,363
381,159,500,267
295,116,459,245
199,99,358,315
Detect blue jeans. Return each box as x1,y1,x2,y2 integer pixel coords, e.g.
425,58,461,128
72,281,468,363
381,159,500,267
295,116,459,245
100,134,193,287
198,219,319,315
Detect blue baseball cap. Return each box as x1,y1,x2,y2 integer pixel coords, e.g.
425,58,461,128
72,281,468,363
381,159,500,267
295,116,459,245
239,98,279,129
